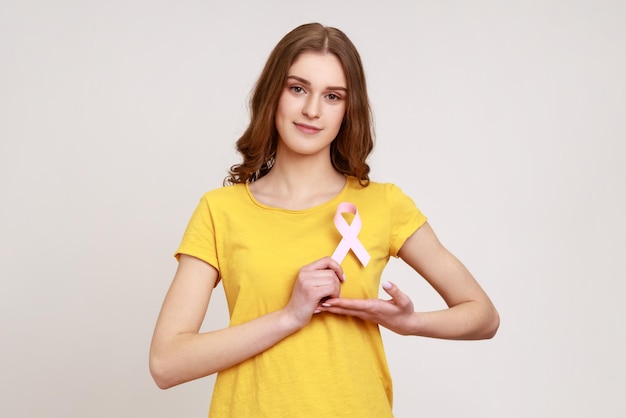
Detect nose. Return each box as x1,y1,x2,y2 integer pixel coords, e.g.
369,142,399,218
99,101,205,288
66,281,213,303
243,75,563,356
302,95,321,119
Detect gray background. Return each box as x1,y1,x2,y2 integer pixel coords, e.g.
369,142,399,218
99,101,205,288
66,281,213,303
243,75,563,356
1,0,625,417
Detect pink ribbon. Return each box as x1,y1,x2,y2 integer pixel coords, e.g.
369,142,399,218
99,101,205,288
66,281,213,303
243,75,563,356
331,202,370,267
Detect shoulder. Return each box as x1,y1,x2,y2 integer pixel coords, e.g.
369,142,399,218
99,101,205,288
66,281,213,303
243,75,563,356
199,183,248,205
346,177,411,200
189,184,250,221
186,184,250,229
346,177,424,217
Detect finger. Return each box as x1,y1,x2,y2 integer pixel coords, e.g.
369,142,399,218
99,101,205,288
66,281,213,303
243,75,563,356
319,300,383,323
321,297,376,312
382,281,401,297
302,257,345,282
300,271,342,302
320,257,345,282
381,281,412,307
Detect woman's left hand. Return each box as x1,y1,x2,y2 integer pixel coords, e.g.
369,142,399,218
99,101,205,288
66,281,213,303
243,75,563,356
317,281,417,335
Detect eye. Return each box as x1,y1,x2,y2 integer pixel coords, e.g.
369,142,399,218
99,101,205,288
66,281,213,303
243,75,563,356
326,93,342,101
290,85,305,94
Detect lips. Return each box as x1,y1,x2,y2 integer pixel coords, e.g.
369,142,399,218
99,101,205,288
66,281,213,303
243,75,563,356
294,122,322,134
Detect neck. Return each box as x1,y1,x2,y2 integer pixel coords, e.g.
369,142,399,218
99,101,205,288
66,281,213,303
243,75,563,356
264,159,345,196
249,151,347,209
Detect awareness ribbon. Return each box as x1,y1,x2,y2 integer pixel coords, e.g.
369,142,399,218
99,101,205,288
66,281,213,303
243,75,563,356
331,202,370,267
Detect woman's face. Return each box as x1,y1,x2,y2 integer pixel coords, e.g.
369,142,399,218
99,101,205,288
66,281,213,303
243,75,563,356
274,51,347,160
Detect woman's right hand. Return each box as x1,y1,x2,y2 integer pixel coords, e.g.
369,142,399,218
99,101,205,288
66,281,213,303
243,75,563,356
282,257,345,329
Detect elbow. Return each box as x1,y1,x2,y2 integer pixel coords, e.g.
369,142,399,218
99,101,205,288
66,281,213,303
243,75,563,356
149,352,178,390
463,303,500,340
481,306,500,340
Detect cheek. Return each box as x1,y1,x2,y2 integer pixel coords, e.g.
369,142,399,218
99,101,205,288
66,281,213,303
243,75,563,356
331,107,346,130
276,95,295,120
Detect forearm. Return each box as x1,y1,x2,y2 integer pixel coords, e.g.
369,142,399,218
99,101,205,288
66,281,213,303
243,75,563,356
150,308,300,389
411,300,500,340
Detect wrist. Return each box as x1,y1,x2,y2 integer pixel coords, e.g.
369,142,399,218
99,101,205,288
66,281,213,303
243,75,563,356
406,312,424,336
276,307,306,335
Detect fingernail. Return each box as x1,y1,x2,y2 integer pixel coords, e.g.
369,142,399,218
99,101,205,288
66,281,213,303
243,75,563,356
322,303,331,307
382,281,392,290
342,274,347,282
314,309,321,314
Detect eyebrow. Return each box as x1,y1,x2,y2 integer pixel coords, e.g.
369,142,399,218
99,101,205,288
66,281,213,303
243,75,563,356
286,75,347,92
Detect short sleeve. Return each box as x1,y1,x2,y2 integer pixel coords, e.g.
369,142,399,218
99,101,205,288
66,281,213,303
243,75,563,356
174,194,220,273
387,183,427,257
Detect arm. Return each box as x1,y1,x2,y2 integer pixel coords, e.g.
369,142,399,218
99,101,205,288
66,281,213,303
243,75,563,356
318,222,499,340
396,221,500,339
149,254,344,389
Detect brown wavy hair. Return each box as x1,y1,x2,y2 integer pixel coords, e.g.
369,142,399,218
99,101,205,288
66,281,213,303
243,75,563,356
225,23,374,186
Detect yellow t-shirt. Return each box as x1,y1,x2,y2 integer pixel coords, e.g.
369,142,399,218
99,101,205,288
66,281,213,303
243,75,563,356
176,176,427,417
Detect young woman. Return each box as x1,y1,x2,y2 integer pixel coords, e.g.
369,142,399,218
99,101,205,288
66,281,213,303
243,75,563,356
150,22,499,417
